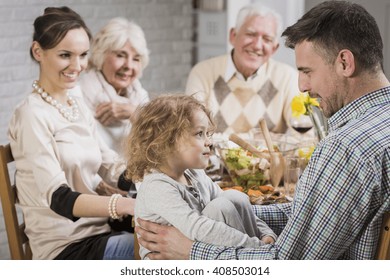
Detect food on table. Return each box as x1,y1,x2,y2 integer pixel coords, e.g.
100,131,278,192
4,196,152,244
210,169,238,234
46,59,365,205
247,189,263,197
222,184,290,205
226,185,244,192
219,146,271,190
258,185,274,193
215,140,293,204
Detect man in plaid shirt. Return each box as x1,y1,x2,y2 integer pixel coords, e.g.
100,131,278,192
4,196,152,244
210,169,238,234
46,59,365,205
136,1,390,259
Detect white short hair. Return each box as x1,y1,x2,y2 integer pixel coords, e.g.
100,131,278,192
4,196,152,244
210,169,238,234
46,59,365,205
89,17,150,70
235,3,283,41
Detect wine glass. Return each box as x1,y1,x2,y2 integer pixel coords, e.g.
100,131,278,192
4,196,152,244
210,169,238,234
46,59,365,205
290,115,313,135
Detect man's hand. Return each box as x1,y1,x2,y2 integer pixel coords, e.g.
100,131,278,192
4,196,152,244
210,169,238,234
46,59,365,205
135,218,194,260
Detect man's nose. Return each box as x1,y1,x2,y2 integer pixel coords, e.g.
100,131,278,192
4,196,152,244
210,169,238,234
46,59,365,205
298,74,310,93
254,36,263,49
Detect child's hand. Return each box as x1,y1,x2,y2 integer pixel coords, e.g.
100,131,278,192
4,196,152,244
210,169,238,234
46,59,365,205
261,236,275,244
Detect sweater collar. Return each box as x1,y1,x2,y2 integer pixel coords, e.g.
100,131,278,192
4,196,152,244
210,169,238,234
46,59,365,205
225,49,262,82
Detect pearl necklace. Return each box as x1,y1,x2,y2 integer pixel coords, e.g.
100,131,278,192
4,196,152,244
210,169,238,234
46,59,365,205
32,80,79,122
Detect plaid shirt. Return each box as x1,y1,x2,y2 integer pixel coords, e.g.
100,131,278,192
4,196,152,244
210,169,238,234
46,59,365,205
191,86,390,260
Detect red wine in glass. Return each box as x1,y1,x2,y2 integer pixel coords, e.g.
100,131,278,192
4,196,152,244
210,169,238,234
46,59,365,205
293,126,312,133
290,116,313,134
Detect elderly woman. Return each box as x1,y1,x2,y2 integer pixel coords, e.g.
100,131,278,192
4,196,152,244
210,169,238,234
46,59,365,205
80,17,150,154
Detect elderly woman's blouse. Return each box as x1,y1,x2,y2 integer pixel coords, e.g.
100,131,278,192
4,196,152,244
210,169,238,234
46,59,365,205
79,70,149,154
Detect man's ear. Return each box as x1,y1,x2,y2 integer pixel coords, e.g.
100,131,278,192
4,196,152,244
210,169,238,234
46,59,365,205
272,42,280,54
336,49,355,77
31,41,42,61
229,28,236,45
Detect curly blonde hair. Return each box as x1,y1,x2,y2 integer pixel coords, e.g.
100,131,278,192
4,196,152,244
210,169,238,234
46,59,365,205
125,94,215,182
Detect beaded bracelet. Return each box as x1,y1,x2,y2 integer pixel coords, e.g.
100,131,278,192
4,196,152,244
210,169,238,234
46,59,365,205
108,194,122,220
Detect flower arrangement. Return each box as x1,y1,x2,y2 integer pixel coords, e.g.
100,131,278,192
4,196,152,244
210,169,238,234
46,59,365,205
291,92,319,117
291,92,327,141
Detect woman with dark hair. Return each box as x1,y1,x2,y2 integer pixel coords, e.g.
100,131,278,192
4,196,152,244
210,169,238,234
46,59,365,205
8,6,135,260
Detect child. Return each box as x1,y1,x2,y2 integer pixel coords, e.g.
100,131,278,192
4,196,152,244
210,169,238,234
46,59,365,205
125,94,276,259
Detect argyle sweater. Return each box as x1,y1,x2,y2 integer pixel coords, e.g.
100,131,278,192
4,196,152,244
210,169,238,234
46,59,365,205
185,55,299,134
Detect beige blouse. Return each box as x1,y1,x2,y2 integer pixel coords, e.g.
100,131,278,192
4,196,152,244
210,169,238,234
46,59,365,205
8,85,124,259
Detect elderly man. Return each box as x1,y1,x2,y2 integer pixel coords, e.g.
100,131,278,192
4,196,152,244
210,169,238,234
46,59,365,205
185,3,298,134
136,1,390,260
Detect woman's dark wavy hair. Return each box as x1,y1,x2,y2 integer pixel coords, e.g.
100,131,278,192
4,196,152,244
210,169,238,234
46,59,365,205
282,1,383,72
30,6,92,61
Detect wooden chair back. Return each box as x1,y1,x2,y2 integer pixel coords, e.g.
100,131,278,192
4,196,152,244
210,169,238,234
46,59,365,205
376,211,390,260
132,219,141,260
0,144,32,259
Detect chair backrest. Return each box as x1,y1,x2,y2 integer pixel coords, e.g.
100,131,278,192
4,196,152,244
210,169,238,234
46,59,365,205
131,219,141,260
0,144,32,260
376,211,390,260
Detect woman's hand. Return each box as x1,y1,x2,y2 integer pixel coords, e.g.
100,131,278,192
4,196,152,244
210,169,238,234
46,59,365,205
96,180,128,196
95,102,137,126
135,218,193,260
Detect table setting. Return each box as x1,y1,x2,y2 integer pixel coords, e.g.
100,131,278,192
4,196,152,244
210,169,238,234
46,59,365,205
206,92,327,205
206,124,318,205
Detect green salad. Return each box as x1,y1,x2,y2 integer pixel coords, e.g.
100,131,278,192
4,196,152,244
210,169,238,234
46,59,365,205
221,147,271,190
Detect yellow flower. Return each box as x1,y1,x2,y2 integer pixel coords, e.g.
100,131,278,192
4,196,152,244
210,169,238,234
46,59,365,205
306,94,320,107
298,145,316,160
291,95,307,117
291,92,319,117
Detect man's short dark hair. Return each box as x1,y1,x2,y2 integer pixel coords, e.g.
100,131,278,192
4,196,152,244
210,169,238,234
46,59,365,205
282,1,383,72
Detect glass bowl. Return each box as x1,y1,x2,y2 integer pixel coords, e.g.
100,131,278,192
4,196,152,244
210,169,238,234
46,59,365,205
215,141,272,191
